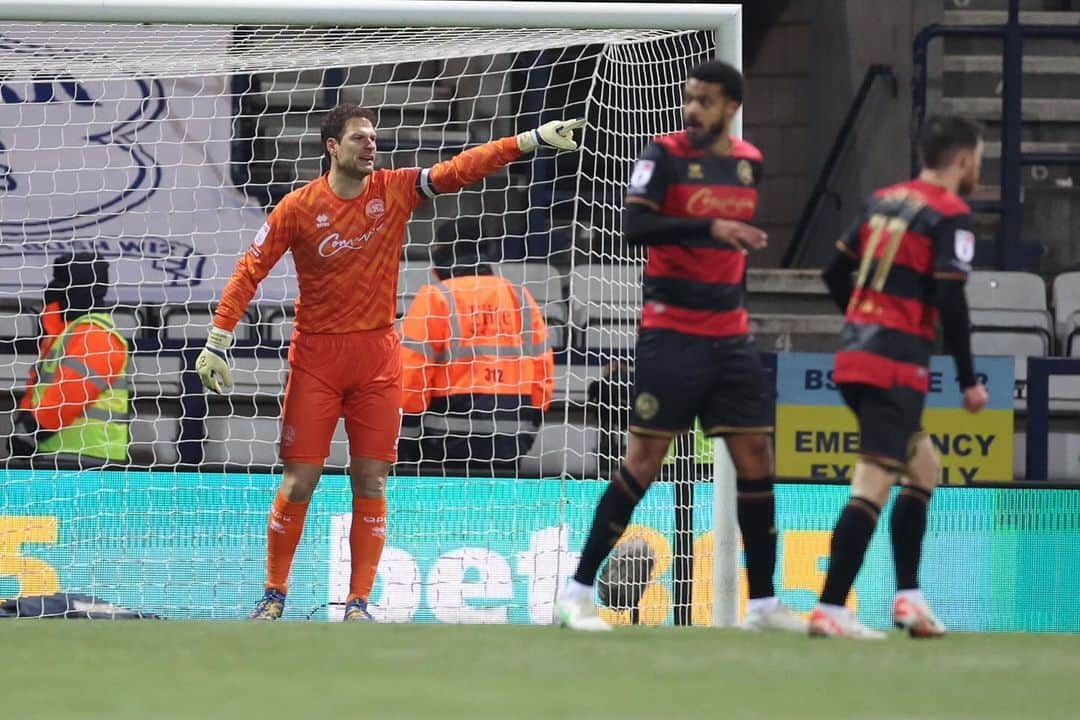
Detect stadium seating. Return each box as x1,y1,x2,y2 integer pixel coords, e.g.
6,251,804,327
494,261,569,350
966,271,1053,385
128,403,182,465
0,354,35,403
397,261,436,318
131,354,184,397
163,304,216,345
0,298,40,340
10,263,1080,470
569,263,643,354
110,305,144,341
1052,272,1080,357
517,421,599,479
262,306,295,345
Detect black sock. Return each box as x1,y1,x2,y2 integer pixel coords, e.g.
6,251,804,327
820,496,881,607
737,478,777,599
573,466,645,586
891,485,931,591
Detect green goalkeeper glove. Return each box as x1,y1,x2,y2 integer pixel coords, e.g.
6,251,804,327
195,327,234,394
517,118,587,153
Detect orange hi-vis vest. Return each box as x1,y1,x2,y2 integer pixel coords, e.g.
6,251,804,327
400,273,554,433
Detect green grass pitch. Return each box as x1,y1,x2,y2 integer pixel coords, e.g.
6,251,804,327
4,622,1077,719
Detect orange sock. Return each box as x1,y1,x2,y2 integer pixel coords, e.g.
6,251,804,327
348,497,387,603
265,491,310,594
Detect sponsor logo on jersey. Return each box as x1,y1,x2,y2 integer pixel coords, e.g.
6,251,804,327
317,222,384,258
316,213,330,229
365,198,385,219
954,229,975,263
253,222,270,246
685,187,756,218
629,159,655,191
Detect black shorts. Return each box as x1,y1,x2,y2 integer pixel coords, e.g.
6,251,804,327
629,329,774,437
838,382,926,468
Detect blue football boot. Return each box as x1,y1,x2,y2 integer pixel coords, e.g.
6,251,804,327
249,588,286,620
343,597,375,622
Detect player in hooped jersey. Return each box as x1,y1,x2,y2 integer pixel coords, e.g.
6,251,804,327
195,104,586,620
810,116,989,639
556,62,805,632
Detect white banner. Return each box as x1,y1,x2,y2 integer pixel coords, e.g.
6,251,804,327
0,25,294,305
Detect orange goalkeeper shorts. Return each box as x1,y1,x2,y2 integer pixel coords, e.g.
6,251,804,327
280,326,403,464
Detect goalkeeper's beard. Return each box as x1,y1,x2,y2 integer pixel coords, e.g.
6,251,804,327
335,162,374,181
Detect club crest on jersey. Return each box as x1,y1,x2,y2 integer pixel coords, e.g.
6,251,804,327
736,159,754,186
688,163,704,179
315,213,330,229
366,198,385,219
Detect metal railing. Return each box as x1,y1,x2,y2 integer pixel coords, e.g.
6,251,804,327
913,0,1080,270
1025,357,1080,482
781,64,897,268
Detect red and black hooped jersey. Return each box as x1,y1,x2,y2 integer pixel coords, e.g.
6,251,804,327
833,179,974,393
625,130,763,338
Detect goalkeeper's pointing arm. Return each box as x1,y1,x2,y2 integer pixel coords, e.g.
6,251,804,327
415,119,586,198
196,200,295,395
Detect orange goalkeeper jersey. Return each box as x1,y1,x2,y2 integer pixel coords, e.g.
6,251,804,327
215,136,523,335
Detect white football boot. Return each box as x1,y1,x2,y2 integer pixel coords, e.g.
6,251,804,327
554,587,612,632
741,599,809,633
893,593,947,638
808,605,887,640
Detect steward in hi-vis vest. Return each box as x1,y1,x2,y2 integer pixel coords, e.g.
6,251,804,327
399,240,553,466
11,253,129,468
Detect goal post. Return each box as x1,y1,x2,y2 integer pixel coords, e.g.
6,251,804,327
0,0,742,625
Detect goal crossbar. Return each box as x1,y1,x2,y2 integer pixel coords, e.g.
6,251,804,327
0,0,740,30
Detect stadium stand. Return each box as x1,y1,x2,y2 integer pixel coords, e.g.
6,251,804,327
493,261,570,351
967,271,1053,388
569,263,643,355
1052,271,1080,357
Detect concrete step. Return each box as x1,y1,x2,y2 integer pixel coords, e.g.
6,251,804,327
750,313,844,354
258,115,470,153
983,140,1080,158
252,80,453,110
745,269,835,315
945,66,1080,96
944,55,1080,73
944,10,1080,24
981,160,1079,189
940,96,1080,122
980,122,1080,143
945,0,1080,9
946,36,1080,55
978,142,1080,190
941,16,1080,55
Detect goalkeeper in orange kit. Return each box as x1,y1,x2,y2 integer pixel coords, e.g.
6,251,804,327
196,104,585,620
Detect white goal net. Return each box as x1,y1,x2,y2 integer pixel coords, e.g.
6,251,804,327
0,5,739,623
